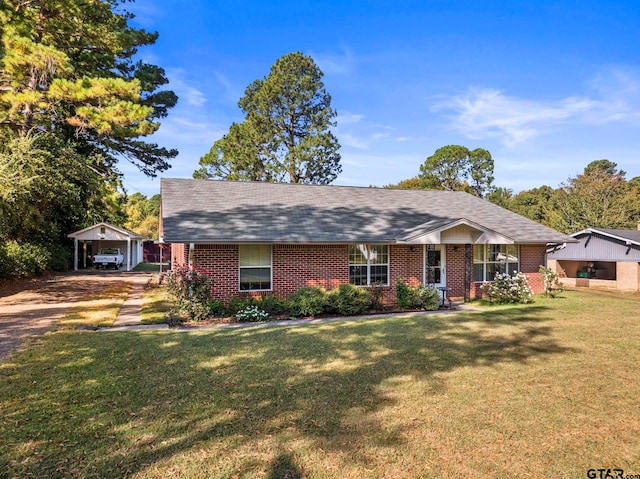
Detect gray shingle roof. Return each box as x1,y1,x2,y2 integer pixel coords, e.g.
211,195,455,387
160,178,574,245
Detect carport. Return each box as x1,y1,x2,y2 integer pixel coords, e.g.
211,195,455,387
68,223,146,272
547,227,640,292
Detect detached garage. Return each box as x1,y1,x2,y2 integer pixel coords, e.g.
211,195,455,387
547,227,640,292
68,223,146,271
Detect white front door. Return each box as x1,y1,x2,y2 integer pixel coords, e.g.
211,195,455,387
424,245,446,288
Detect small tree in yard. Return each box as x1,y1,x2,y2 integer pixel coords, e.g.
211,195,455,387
539,265,565,298
165,265,216,321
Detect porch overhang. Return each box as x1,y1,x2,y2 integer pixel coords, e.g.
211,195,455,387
398,218,515,245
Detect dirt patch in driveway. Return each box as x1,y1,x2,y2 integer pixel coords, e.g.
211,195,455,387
0,270,150,361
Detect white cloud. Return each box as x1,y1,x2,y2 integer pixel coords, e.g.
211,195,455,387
432,68,640,147
431,88,595,146
337,112,365,125
309,47,355,75
155,115,226,145
166,69,207,107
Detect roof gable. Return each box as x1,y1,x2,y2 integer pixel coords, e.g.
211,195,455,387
68,222,146,241
573,228,640,247
160,179,574,245
401,218,515,244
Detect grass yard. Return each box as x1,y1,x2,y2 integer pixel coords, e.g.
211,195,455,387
141,284,173,324
59,282,132,328
1,289,639,478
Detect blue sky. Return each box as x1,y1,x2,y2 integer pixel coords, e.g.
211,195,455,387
120,0,640,197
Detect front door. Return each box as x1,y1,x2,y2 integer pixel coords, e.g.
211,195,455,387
425,245,446,288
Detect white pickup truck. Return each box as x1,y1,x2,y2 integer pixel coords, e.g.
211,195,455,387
93,248,124,269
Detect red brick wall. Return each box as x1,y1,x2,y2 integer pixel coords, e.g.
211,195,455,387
176,242,548,304
171,243,188,266
390,245,423,286
520,244,546,294
470,244,547,298
388,245,424,303
273,244,348,297
445,245,466,298
192,244,239,301
186,243,424,304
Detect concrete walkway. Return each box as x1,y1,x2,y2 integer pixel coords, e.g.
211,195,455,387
112,280,145,327
102,300,481,332
105,276,169,332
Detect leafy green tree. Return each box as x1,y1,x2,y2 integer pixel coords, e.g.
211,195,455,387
547,168,639,233
124,193,160,239
0,1,176,271
385,176,440,190
485,187,513,208
583,159,621,176
508,185,556,225
0,132,126,245
418,145,494,197
197,52,341,184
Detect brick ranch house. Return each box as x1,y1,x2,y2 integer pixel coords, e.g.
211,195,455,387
160,179,574,304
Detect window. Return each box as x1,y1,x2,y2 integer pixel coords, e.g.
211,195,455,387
239,244,272,291
349,244,389,286
473,244,519,282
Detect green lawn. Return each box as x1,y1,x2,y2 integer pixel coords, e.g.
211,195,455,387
141,284,173,324
1,289,639,478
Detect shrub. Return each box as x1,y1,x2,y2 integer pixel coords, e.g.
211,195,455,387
482,271,533,304
366,282,385,311
227,296,257,315
45,243,72,271
396,278,439,310
328,283,371,315
207,299,226,316
1,241,50,279
412,284,440,310
235,305,269,322
255,295,287,316
287,287,328,317
539,265,565,298
165,265,215,321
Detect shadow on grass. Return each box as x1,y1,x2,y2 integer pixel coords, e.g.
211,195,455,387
268,453,304,479
0,304,576,478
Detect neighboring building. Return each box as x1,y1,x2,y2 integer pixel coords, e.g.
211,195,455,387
160,179,574,304
68,222,146,272
547,227,640,292
143,240,171,263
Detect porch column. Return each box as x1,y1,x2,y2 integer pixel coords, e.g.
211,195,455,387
127,237,132,271
464,244,472,302
73,238,78,271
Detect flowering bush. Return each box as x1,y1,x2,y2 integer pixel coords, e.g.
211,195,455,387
165,264,216,321
235,305,269,322
539,265,565,298
482,271,533,304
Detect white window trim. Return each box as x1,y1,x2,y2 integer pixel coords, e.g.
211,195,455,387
349,244,390,287
238,244,273,292
473,244,520,282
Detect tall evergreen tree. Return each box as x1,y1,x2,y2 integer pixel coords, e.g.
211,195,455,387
0,0,177,248
196,52,341,184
